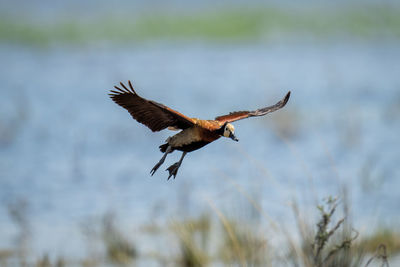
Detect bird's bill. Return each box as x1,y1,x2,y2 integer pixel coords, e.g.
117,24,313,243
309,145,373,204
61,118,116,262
229,132,239,142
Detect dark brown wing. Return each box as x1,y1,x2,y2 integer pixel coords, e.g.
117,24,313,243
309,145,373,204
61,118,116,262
215,91,290,123
109,81,195,132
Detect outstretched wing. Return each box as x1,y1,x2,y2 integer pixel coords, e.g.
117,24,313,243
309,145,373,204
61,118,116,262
109,81,195,132
215,91,290,123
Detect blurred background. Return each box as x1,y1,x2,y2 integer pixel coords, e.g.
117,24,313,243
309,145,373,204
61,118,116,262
1,0,399,266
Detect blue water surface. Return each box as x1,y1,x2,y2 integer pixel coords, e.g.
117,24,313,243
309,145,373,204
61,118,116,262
0,41,399,258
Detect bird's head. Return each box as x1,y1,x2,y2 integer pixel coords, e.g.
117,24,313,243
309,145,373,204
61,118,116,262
222,123,238,142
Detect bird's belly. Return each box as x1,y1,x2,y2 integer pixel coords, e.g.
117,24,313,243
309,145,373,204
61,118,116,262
175,141,210,152
167,127,220,152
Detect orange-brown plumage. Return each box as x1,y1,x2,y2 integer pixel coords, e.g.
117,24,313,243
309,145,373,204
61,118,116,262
214,92,291,123
109,81,290,179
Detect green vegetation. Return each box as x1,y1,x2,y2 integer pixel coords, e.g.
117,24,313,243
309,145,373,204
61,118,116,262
360,228,400,256
172,214,211,266
101,213,137,265
288,197,365,267
1,6,400,46
1,196,396,266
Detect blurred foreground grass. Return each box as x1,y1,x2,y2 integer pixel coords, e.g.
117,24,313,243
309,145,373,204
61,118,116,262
1,6,400,46
1,196,399,266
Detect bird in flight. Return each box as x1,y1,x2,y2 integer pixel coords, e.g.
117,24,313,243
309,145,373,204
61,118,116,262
109,81,290,180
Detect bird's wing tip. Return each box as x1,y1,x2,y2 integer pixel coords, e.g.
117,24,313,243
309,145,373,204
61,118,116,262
111,81,137,95
283,91,291,105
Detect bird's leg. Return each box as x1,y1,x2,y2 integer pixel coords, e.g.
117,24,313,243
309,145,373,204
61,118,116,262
166,152,187,180
150,146,172,176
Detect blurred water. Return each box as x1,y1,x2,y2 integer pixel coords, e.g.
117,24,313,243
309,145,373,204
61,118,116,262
0,41,399,257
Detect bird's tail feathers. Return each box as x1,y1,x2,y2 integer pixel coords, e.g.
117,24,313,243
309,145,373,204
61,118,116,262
159,143,169,153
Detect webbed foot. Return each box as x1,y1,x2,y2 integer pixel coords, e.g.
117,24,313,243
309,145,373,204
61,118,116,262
150,145,172,176
166,162,181,180
150,162,163,176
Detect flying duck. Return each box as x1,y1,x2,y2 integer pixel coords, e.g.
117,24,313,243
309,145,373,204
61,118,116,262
109,81,290,180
